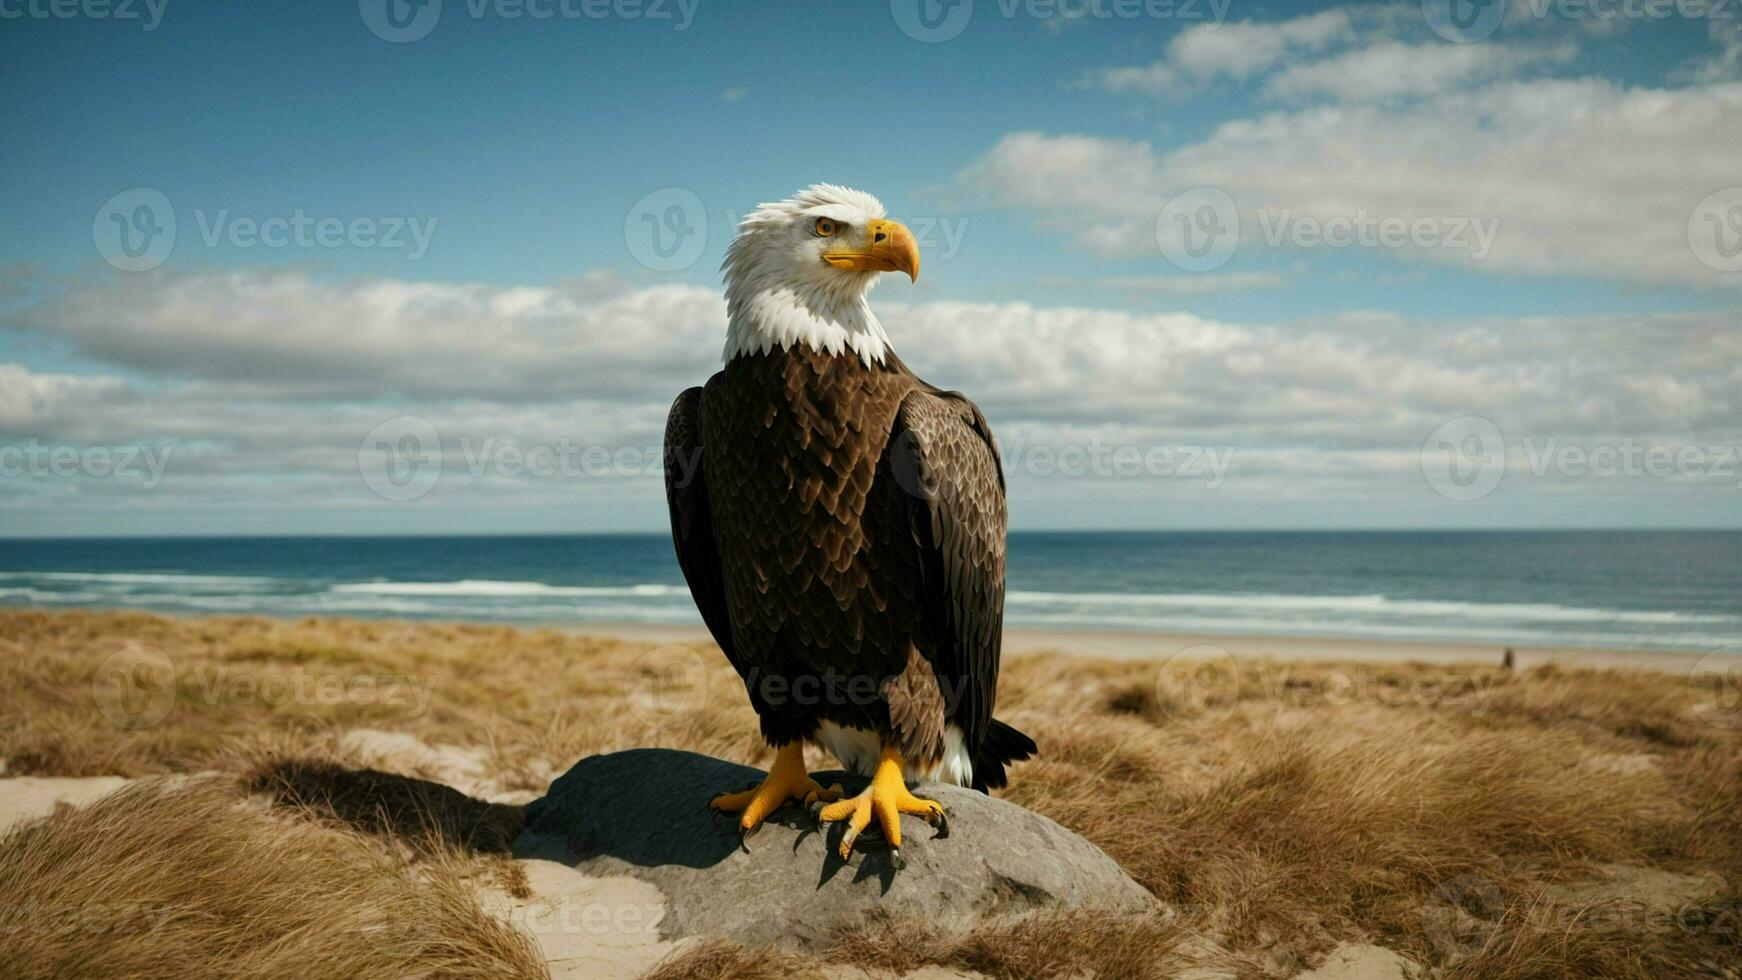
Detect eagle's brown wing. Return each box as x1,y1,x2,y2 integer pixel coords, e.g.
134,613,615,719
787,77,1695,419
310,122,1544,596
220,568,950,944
664,386,740,671
886,386,1028,789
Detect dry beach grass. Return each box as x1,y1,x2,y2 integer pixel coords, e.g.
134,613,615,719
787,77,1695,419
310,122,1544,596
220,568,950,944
1,609,1739,978
0,776,546,979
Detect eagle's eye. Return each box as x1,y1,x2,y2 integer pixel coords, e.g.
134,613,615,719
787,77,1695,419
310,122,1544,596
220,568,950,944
813,217,839,238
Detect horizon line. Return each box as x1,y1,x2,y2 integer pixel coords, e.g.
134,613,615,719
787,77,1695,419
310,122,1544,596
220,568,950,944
4,526,1741,543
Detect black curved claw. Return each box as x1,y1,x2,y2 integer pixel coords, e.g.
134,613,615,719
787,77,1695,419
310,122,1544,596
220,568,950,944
807,800,828,827
739,822,761,853
888,847,906,871
930,808,950,840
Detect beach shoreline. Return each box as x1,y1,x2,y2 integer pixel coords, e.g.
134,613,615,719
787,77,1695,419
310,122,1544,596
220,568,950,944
569,620,1739,674
7,530,1740,662
9,602,1737,673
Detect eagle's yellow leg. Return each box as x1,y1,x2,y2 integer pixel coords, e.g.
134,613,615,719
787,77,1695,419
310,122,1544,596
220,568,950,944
709,742,842,833
816,743,944,860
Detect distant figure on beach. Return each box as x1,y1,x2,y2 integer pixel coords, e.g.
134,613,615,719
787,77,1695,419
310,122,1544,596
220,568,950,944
1503,647,1515,670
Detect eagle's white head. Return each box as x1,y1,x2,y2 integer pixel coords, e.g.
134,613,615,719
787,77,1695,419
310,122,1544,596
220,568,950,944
721,184,919,366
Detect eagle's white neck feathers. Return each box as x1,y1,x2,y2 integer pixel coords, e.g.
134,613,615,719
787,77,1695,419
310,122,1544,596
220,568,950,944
721,184,894,367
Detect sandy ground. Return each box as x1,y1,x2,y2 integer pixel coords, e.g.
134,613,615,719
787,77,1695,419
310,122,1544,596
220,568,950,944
1293,944,1413,980
0,751,992,980
0,776,132,827
11,752,1719,980
0,773,1428,980
0,726,1002,980
579,622,1739,673
5,616,1735,979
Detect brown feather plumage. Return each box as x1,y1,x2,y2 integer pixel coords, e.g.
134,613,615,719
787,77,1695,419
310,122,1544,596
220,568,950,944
665,345,1031,787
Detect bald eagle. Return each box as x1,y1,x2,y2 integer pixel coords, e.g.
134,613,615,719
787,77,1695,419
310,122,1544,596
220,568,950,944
664,184,1035,863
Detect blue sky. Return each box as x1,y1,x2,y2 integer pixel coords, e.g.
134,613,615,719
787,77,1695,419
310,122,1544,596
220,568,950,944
2,0,1739,534
1,0,1722,315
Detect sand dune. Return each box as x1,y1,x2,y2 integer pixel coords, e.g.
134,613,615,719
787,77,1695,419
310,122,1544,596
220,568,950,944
2,609,1738,978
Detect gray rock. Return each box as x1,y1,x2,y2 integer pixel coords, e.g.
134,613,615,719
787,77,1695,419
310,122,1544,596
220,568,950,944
517,749,1154,951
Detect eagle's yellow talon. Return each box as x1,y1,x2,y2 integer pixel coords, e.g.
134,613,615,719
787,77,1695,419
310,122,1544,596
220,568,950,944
708,787,758,811
800,782,843,807
709,743,837,833
816,744,942,859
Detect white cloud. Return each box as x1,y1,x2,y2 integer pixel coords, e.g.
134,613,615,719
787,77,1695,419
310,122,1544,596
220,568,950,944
1090,7,1360,98
5,272,1738,529
1265,39,1577,102
964,78,1742,285
1050,3,1742,286
1086,3,1583,103
1043,271,1290,295
1678,18,1742,82
889,302,1742,445
0,364,133,433
15,270,726,402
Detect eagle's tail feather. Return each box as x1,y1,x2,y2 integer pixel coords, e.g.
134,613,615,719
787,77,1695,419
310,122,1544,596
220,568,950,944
971,718,1037,793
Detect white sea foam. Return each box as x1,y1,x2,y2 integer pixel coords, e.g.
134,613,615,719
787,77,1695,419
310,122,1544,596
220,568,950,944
328,580,688,598
5,571,1740,652
1003,610,1742,650
0,571,285,590
1005,590,1739,625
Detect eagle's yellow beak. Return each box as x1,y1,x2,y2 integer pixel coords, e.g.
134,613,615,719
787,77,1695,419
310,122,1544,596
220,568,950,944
823,219,920,282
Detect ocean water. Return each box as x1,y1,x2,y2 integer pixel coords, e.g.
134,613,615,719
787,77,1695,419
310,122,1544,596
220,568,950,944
1,531,1739,653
